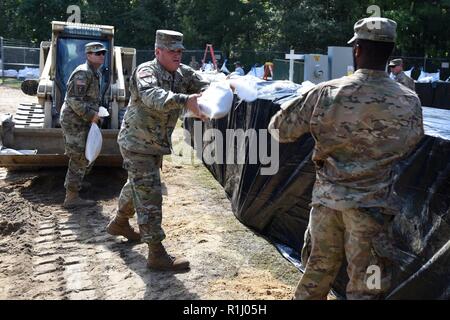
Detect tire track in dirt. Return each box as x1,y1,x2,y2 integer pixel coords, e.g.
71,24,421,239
2,171,109,299
0,167,150,299
56,207,102,300
1,157,300,299
28,198,115,299
31,213,66,299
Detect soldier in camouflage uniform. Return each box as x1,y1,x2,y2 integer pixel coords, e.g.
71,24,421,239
269,17,424,299
389,58,415,91
60,42,105,209
106,30,209,271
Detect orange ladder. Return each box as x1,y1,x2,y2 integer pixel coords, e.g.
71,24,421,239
202,44,218,70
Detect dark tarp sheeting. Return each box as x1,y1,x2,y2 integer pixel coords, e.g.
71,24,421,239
416,82,450,110
183,91,450,300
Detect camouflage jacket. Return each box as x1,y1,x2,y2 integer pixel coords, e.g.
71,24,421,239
60,62,101,156
393,71,415,91
118,59,209,155
269,69,424,211
60,61,101,124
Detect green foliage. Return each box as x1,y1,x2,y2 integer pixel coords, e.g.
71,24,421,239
0,0,448,58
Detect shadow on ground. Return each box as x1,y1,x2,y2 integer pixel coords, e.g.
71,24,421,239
108,241,199,300
14,167,127,205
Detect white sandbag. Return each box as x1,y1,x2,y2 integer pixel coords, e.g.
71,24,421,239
185,81,234,119
404,68,413,78
199,81,234,119
197,71,227,83
17,67,40,79
228,77,259,102
247,65,265,78
258,80,301,97
297,81,316,95
417,70,440,83
1,69,18,78
220,59,230,74
98,106,109,117
85,123,102,165
0,148,37,155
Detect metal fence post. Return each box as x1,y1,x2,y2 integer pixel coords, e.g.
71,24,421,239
0,36,4,84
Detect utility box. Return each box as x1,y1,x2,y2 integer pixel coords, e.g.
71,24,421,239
273,54,328,84
304,54,329,84
328,46,353,80
273,59,304,84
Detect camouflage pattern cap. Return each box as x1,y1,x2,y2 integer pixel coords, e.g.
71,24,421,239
347,17,397,44
389,58,403,67
155,30,185,50
85,42,108,54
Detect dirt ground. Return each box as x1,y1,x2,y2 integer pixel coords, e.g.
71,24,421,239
0,86,300,300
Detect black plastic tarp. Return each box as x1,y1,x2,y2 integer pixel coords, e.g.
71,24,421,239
184,92,450,300
416,82,450,110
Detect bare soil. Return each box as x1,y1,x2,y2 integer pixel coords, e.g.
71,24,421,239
0,85,300,300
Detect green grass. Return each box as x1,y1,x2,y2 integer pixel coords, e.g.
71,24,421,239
0,78,22,89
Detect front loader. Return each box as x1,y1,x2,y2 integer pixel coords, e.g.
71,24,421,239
0,21,136,168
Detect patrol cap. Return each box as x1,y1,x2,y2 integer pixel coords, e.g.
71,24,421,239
389,58,403,67
347,17,397,44
85,42,108,54
155,30,185,50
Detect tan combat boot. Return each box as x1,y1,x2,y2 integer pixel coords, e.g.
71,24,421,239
63,190,95,209
147,242,190,271
106,216,141,241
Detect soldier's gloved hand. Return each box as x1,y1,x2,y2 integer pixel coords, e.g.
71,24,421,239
186,94,208,121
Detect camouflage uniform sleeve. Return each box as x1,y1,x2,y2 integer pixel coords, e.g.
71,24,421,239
268,87,319,143
406,96,424,148
66,71,98,122
408,76,416,91
136,67,188,110
186,69,210,94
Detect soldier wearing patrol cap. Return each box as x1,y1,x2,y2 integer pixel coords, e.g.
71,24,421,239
60,41,107,209
269,17,424,299
389,58,415,91
106,30,209,272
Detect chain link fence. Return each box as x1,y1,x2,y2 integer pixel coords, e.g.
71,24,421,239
1,37,448,83
135,49,285,74
135,49,225,70
0,37,40,84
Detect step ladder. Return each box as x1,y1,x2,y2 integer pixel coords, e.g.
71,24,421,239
201,44,218,70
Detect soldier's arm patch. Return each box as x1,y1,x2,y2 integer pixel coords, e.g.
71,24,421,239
68,72,89,97
137,69,158,88
74,79,87,96
138,69,153,78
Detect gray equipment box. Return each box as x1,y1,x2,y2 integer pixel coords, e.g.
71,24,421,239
328,46,353,80
304,54,329,84
273,54,329,84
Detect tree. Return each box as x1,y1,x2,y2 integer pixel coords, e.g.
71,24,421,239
0,0,448,59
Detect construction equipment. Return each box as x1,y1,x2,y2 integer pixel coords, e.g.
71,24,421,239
0,21,136,168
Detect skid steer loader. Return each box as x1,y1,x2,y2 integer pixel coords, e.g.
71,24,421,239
0,21,136,168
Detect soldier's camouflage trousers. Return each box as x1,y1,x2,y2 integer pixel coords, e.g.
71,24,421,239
116,147,165,244
294,204,392,300
64,153,94,192
61,116,93,192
